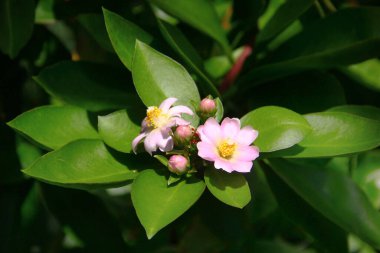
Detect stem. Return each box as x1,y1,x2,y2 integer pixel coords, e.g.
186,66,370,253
315,0,326,18
323,0,337,12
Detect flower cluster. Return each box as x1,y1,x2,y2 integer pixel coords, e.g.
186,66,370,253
132,97,259,175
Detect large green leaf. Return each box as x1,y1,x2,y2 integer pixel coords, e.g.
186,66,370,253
132,41,200,124
257,0,314,43
241,106,311,152
0,0,35,58
40,184,129,252
263,162,347,253
341,59,380,92
7,105,99,150
98,109,144,153
157,19,220,97
240,7,380,87
204,168,251,209
151,0,231,57
35,61,140,112
24,140,139,190
273,112,380,158
269,159,380,249
132,169,205,239
327,105,380,121
103,8,154,70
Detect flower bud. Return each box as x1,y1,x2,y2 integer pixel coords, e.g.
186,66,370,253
199,98,216,114
174,125,193,145
168,155,188,175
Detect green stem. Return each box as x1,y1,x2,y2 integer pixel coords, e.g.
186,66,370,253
323,0,337,12
315,0,326,18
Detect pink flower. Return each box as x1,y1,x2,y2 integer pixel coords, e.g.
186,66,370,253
168,155,188,174
197,117,259,173
132,98,193,155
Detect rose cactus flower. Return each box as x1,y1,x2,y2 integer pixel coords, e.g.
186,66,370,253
132,97,193,155
197,117,259,173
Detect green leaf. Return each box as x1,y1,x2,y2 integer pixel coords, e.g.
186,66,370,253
204,168,251,209
269,159,380,249
7,105,99,150
157,19,220,97
273,112,380,158
0,0,35,58
78,13,114,52
327,105,380,121
341,59,380,92
98,109,144,153
240,7,380,87
262,162,348,253
240,106,311,152
257,0,314,43
103,8,154,70
247,71,346,114
132,41,200,124
35,61,141,112
215,97,224,122
132,169,205,239
40,184,129,252
24,139,139,190
151,0,231,57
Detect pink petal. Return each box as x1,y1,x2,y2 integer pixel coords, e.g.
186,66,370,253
159,97,177,112
132,132,147,153
168,105,194,116
231,161,253,173
158,135,174,152
174,117,190,126
202,118,222,144
214,158,234,173
234,145,260,162
197,141,218,161
144,129,162,155
221,117,240,139
236,126,258,145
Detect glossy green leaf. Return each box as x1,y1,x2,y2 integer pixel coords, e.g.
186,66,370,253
257,0,314,43
0,0,35,58
98,109,144,153
35,61,141,111
273,112,380,158
248,71,346,114
342,59,380,92
240,7,380,87
24,140,138,190
132,41,200,124
204,47,243,79
262,162,347,253
353,150,380,209
78,13,114,52
215,97,224,122
40,184,129,252
241,106,311,152
15,137,42,170
103,8,154,70
269,159,380,249
8,105,99,150
132,169,205,239
151,0,231,57
327,105,380,121
157,19,219,97
204,168,251,209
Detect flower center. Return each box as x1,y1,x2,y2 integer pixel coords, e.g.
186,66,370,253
218,140,236,159
146,107,167,128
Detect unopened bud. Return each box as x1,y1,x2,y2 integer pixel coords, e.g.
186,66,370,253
174,125,193,145
199,98,216,115
168,155,188,175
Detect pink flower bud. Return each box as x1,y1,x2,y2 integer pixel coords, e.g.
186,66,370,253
199,98,216,114
168,155,188,175
175,125,193,142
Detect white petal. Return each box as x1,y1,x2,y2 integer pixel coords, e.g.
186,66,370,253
132,132,147,153
159,97,177,112
168,105,194,116
143,129,162,155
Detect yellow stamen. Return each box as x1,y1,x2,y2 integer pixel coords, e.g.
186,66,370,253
146,107,166,128
218,140,236,159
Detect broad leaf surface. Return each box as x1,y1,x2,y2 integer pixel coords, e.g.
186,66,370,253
0,0,35,58
327,105,380,121
269,159,380,249
35,61,140,111
103,8,154,70
24,140,138,190
204,168,251,209
132,169,205,239
342,59,380,92
8,105,99,150
241,106,311,152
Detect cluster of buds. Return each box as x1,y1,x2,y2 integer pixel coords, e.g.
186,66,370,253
132,96,259,177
